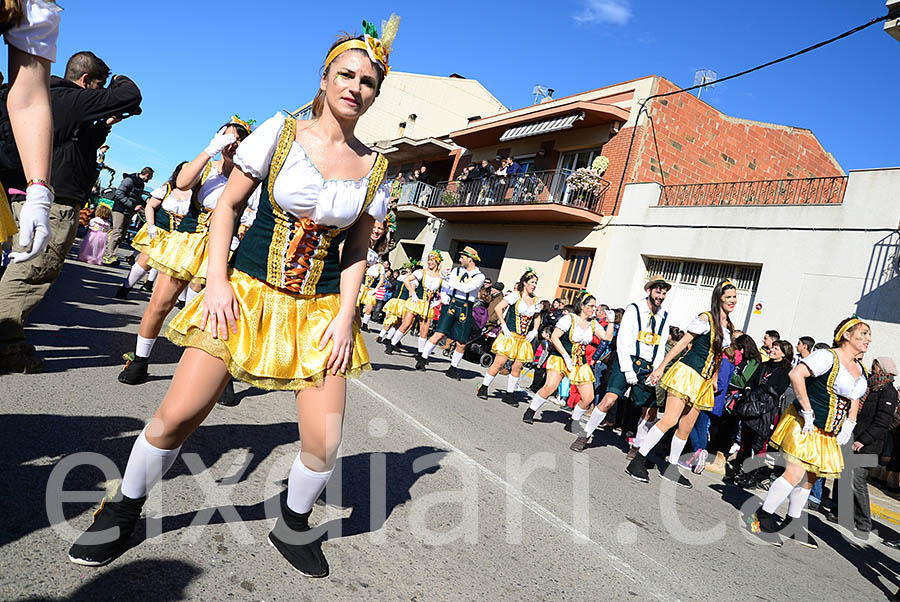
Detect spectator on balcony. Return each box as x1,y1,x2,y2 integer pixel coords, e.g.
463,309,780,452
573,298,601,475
474,159,494,204
417,164,437,187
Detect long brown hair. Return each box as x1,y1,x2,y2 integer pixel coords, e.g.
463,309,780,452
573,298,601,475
0,1,24,27
311,34,386,119
709,280,736,366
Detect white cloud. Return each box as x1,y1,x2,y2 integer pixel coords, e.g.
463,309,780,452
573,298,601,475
573,0,632,26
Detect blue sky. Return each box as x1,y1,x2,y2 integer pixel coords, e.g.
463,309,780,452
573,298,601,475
56,1,899,188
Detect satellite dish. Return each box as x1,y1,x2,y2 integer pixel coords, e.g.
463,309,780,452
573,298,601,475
532,84,551,104
693,69,717,99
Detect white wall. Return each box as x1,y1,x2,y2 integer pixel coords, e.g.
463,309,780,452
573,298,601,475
593,168,900,362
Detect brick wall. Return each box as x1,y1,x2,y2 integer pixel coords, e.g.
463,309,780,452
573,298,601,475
603,77,844,214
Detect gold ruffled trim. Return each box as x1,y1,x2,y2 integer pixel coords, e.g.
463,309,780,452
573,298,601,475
406,298,435,320
769,406,844,478
659,361,715,411
146,229,208,282
131,223,173,254
546,355,594,384
492,333,534,362
358,288,378,307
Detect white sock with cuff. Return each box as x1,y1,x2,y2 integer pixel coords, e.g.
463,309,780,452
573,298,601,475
120,426,181,499
286,453,334,514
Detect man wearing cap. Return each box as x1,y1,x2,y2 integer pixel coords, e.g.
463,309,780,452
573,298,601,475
416,246,485,379
568,275,671,453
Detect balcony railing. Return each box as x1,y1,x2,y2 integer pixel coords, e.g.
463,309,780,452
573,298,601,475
419,169,609,214
660,175,848,207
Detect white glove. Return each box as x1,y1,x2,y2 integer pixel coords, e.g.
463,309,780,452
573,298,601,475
204,132,237,157
624,370,638,386
526,329,537,343
146,224,157,240
836,419,856,446
9,184,53,263
501,323,511,337
800,409,815,434
562,352,574,373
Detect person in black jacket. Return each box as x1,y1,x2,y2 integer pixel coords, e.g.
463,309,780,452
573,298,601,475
102,166,153,265
0,50,142,373
823,355,897,535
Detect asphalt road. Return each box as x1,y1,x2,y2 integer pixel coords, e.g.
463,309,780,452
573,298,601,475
2,256,900,601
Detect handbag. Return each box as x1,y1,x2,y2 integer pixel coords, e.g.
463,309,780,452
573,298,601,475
735,385,776,419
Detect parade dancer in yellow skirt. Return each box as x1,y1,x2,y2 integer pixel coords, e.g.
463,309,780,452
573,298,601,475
116,118,252,388
115,162,191,299
477,268,541,405
522,291,612,424
748,317,870,547
625,280,736,488
378,259,420,343
384,249,443,356
358,220,387,331
69,18,398,577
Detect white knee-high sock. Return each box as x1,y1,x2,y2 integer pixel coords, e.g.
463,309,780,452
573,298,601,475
125,264,147,288
584,409,607,436
762,477,796,514
361,313,371,325
386,327,396,340
421,340,437,359
417,337,426,353
120,426,181,499
135,335,156,359
634,418,655,448
787,485,812,518
668,434,688,465
147,268,158,282
572,405,587,422
378,324,389,338
506,374,519,393
482,373,495,387
286,453,334,514
390,329,405,345
185,287,200,304
529,393,547,412
450,350,464,368
178,287,189,303
638,425,666,457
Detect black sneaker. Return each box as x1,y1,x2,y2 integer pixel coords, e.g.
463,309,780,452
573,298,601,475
415,356,426,371
625,454,650,483
217,380,238,407
68,492,146,566
141,280,154,293
118,356,149,385
115,285,129,300
501,392,518,406
267,500,329,578
782,516,818,549
570,436,589,453
661,463,693,489
360,322,370,333
384,341,394,355
446,365,460,380
748,508,783,546
563,418,575,433
522,408,536,425
476,385,489,400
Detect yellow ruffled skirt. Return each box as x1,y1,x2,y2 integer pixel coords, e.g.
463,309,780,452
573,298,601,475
659,361,715,411
146,229,208,283
358,288,378,307
406,297,435,320
546,355,594,385
131,223,174,255
769,405,844,479
166,268,371,391
492,333,534,363
0,190,17,244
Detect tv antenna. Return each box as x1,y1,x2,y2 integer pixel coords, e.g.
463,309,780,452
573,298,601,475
532,84,553,104
693,69,717,99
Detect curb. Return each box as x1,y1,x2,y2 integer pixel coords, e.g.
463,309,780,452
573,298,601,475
871,502,900,528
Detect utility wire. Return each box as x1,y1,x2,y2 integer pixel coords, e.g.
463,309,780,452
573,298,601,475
612,13,891,214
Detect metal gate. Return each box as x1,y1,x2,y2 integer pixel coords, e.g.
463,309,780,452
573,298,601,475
644,258,761,332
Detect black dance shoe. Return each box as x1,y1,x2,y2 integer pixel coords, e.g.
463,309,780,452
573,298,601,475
415,356,427,371
563,417,575,433
476,385,488,399
68,492,146,566
268,501,329,578
660,462,693,489
625,453,650,483
522,408,535,424
141,280,154,293
114,285,129,300
748,508,783,546
118,356,149,385
384,341,395,355
446,365,460,380
217,380,238,407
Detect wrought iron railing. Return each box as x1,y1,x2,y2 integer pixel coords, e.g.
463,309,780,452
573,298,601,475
397,181,436,208
660,175,848,207
424,169,609,214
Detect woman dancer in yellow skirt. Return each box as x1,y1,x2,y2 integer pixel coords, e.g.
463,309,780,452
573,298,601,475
115,161,191,299
358,219,387,331
522,291,612,424
117,118,252,387
748,317,870,547
377,259,420,343
384,249,444,356
477,268,541,405
625,280,736,489
69,19,398,577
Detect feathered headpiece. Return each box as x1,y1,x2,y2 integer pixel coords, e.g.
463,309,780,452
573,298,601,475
324,14,401,76
428,249,443,265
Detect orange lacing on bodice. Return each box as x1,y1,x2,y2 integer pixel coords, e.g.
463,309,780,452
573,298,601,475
282,218,331,293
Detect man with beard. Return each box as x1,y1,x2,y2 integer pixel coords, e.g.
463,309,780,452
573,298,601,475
568,275,672,453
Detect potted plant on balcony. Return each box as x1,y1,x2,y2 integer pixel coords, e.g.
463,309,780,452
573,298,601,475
565,156,609,206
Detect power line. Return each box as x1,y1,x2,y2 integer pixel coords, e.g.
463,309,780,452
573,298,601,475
612,12,891,214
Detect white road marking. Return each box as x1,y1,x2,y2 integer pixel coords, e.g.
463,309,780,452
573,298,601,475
352,379,683,602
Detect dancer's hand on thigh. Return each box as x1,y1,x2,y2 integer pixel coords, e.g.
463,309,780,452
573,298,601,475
201,279,240,340
320,314,354,375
